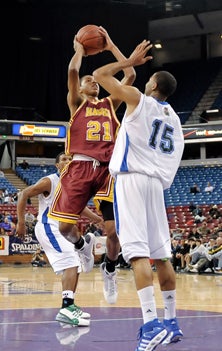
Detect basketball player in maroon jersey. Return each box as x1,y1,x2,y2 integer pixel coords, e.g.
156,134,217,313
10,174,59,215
49,27,136,304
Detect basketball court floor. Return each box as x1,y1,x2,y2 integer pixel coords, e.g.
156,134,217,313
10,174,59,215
0,264,222,351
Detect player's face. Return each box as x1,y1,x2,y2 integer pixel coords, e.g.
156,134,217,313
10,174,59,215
57,154,72,173
80,75,100,97
144,75,157,96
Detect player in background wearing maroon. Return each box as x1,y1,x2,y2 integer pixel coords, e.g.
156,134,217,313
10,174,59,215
49,27,136,304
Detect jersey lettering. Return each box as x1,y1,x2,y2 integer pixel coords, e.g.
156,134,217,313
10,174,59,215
86,120,112,141
149,119,174,154
85,107,111,118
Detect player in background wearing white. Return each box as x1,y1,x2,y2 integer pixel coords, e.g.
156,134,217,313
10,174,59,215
93,40,184,350
16,152,103,326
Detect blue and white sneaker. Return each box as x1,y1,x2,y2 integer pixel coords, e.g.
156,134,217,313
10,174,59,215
162,318,183,345
135,318,168,351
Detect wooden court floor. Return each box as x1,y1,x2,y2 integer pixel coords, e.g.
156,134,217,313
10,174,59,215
0,264,222,351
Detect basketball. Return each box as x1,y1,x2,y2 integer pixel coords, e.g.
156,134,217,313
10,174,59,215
76,24,106,56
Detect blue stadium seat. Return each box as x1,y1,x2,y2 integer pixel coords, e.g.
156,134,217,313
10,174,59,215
165,165,222,207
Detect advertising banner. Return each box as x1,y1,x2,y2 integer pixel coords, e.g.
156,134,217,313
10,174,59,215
0,236,9,255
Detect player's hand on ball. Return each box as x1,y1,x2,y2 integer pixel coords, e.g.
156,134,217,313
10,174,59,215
73,36,86,56
98,26,114,52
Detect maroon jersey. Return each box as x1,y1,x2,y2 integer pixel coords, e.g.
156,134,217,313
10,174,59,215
66,97,120,162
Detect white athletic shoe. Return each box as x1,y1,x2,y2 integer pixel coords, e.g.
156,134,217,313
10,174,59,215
188,263,198,270
55,304,90,327
100,262,118,304
77,233,95,273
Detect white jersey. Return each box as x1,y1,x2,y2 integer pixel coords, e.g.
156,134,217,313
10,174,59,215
35,173,81,274
109,94,184,190
37,173,60,224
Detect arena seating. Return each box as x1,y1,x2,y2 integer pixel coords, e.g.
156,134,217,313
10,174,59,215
14,164,96,232
15,163,222,209
5,163,222,236
0,203,37,223
166,203,222,233
211,89,222,110
15,165,57,185
164,57,222,124
0,177,17,194
165,164,222,233
164,165,222,207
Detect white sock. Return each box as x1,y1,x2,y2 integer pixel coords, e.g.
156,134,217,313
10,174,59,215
162,290,176,320
62,290,74,300
137,286,157,323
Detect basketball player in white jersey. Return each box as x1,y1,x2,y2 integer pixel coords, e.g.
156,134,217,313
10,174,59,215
93,40,184,350
16,152,102,326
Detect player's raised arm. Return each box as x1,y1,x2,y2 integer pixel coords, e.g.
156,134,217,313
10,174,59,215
93,40,153,114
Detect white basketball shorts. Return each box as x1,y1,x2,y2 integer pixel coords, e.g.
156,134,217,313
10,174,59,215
114,173,171,262
35,222,81,274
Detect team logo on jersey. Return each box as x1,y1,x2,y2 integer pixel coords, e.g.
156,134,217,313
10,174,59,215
163,107,170,116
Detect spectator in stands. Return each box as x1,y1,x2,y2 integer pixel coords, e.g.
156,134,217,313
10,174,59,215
0,189,4,204
209,204,221,220
0,212,4,223
171,238,182,271
187,238,208,272
3,190,10,204
187,225,201,239
183,237,197,271
25,210,36,225
26,221,36,240
4,193,14,204
206,234,222,272
170,224,185,239
213,222,222,236
93,223,103,237
190,183,200,195
192,204,202,217
189,201,196,212
20,159,29,169
31,248,47,267
178,239,192,271
0,169,5,177
11,192,18,204
194,212,207,224
218,231,222,238
83,222,104,237
0,217,15,235
198,221,211,237
4,210,13,222
84,222,97,235
192,205,207,224
205,238,217,250
189,238,217,274
204,181,214,193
